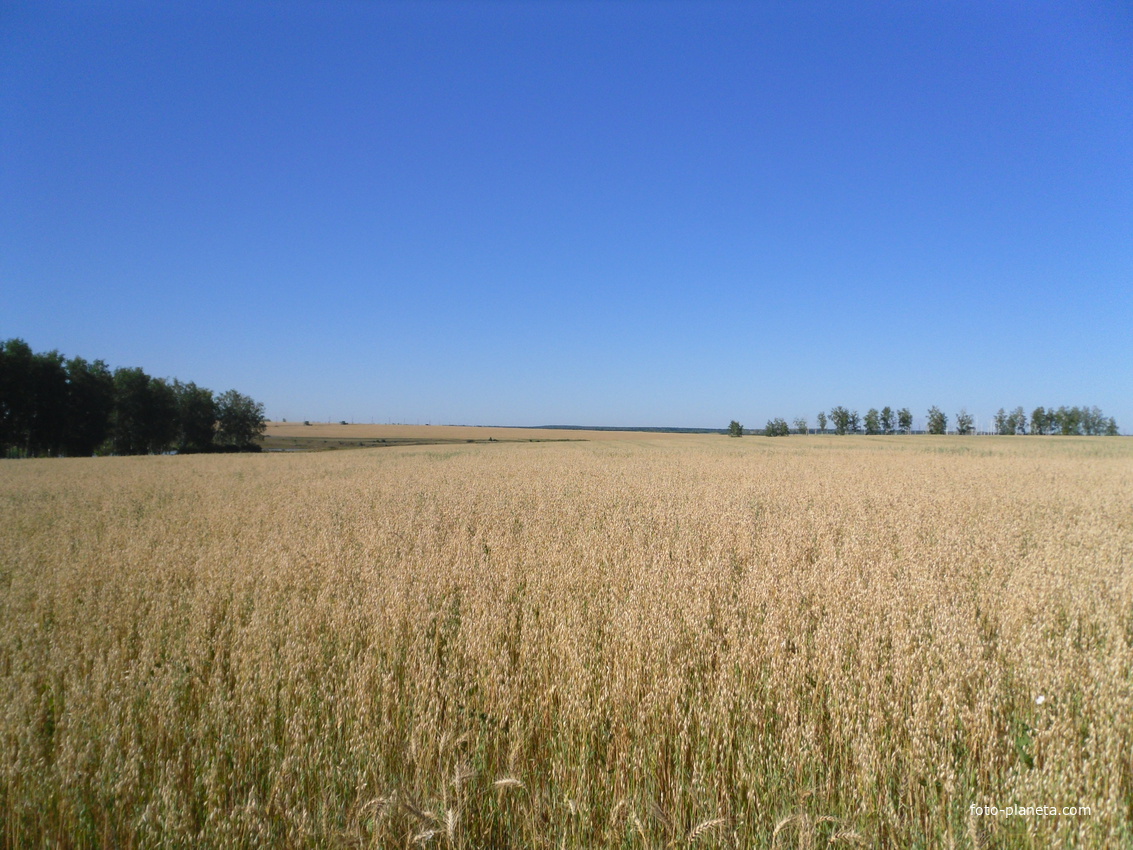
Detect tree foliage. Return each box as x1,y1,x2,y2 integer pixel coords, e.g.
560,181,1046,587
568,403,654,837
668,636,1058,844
216,390,267,448
829,406,851,435
765,417,790,437
64,357,114,456
741,404,1120,439
1,339,266,457
727,420,743,438
926,406,948,435
175,381,219,453
986,405,1122,436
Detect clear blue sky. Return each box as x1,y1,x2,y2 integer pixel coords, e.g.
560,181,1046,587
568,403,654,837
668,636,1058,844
3,1,1130,430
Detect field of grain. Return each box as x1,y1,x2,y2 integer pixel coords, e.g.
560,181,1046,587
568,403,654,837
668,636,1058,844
258,422,653,453
3,436,1131,847
262,422,665,441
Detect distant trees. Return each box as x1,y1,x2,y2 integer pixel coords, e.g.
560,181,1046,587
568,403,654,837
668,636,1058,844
926,406,948,435
728,420,743,438
824,408,868,435
1,338,266,457
745,401,1119,437
63,357,114,456
880,406,894,435
1050,405,1116,436
175,381,219,453
1005,407,1026,435
1079,406,1109,436
994,404,1119,436
1054,406,1079,436
765,418,790,437
216,390,267,449
111,368,177,455
0,339,68,456
829,406,851,435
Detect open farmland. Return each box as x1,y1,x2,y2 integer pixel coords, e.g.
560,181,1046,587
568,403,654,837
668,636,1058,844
2,436,1132,847
259,422,666,452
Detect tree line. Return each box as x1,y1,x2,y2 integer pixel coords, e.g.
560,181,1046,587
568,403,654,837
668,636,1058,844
728,404,1120,437
990,405,1116,436
0,338,267,458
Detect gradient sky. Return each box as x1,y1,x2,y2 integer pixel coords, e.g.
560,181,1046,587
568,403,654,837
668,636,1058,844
3,1,1130,430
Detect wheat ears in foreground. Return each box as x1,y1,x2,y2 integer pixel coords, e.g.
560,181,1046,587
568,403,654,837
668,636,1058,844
2,435,1130,846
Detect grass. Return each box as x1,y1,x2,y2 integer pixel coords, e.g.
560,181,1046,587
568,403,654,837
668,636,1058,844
2,436,1131,847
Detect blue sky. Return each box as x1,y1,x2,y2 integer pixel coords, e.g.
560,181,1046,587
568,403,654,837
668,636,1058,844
2,1,1130,430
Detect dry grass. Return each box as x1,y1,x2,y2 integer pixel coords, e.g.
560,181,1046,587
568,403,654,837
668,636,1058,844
2,436,1131,847
263,422,670,441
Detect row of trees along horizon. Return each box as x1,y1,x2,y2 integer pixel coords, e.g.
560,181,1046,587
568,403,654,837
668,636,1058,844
729,404,1120,437
0,339,266,458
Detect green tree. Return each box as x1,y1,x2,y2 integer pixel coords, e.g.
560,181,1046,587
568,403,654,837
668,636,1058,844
880,406,894,434
765,417,790,436
111,368,177,455
0,340,71,456
63,357,114,456
0,338,35,454
1081,405,1106,436
956,409,974,435
1030,406,1047,435
864,408,881,435
897,408,913,434
1104,417,1119,436
27,349,69,456
848,410,861,434
174,381,217,453
727,420,743,437
793,416,808,435
816,411,827,433
1011,406,1027,435
216,390,267,449
1054,406,1081,436
829,406,851,435
994,408,1009,435
926,406,947,435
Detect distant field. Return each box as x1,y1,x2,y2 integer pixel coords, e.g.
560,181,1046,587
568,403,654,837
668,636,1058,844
261,422,673,451
3,436,1131,847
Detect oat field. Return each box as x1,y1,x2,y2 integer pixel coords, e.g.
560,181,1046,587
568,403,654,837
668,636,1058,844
2,436,1131,848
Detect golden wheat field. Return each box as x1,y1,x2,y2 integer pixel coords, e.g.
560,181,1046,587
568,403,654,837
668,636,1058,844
2,435,1132,848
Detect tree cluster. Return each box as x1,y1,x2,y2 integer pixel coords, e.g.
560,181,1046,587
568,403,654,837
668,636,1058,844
764,417,790,437
822,406,914,435
996,405,1117,436
1,339,267,458
733,404,1119,437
